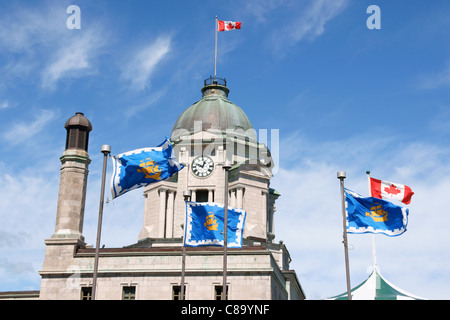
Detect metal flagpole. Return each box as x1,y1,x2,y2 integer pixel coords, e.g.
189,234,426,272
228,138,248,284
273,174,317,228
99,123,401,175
222,159,232,300
371,233,378,269
91,144,111,300
180,190,191,300
337,171,352,300
214,16,218,78
366,170,378,269
180,245,186,300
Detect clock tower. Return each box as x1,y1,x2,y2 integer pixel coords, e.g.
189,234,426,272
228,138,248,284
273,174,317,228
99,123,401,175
138,77,275,243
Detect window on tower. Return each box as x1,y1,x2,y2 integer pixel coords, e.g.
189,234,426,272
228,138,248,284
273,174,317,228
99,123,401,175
196,190,209,202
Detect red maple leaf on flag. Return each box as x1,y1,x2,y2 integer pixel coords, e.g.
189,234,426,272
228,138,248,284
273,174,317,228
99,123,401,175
227,22,234,30
384,184,401,195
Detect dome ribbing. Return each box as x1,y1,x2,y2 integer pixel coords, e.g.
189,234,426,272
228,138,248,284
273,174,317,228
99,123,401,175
170,78,256,142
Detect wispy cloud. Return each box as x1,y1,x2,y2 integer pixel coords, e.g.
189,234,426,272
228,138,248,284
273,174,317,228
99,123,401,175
0,161,60,290
293,0,347,41
0,3,109,91
0,5,57,89
41,29,107,89
2,109,56,145
0,101,11,110
416,61,450,90
120,36,172,91
0,3,63,53
269,0,348,54
124,89,167,119
243,0,287,23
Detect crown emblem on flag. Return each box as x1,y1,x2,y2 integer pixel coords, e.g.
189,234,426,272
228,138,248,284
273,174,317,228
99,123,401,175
365,204,388,222
204,213,219,231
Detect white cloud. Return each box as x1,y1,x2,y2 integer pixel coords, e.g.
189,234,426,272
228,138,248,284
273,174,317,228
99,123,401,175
270,0,348,54
120,36,172,91
124,89,167,119
0,161,60,290
83,176,145,248
417,62,450,90
2,109,56,145
41,29,107,89
0,3,64,53
0,3,109,91
293,0,348,42
243,0,287,22
0,101,10,110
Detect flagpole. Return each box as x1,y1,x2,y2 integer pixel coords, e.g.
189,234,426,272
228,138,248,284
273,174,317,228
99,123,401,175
366,170,378,270
91,144,111,300
180,191,191,300
222,159,232,300
214,16,218,79
337,171,352,300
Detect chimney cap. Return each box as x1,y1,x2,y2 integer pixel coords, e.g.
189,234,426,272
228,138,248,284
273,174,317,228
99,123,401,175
64,112,92,132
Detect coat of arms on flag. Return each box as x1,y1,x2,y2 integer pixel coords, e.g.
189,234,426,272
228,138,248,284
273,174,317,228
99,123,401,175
110,139,184,199
344,189,409,237
184,202,247,248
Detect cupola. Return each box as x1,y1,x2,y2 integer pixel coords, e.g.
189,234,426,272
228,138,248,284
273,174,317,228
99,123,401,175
170,77,256,142
64,112,93,152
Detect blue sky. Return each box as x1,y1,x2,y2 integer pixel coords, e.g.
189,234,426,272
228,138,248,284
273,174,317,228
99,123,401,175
1,0,449,299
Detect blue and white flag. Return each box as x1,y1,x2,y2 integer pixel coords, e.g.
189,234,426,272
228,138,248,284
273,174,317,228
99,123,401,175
110,139,184,199
345,189,409,237
184,202,247,248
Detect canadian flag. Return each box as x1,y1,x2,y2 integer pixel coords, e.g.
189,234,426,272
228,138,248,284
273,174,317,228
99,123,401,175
370,177,414,205
218,20,241,31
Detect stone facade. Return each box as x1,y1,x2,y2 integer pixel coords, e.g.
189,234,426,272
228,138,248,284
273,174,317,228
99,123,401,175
39,245,302,300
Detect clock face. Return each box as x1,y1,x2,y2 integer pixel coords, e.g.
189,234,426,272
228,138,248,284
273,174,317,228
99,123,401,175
192,156,214,177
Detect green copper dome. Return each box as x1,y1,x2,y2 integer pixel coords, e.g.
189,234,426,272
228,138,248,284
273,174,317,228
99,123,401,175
170,79,256,142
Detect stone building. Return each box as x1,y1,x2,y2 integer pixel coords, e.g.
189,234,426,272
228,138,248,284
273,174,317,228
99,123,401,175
25,78,305,300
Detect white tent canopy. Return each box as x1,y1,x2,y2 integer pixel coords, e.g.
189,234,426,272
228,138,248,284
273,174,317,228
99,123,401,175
327,268,426,300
